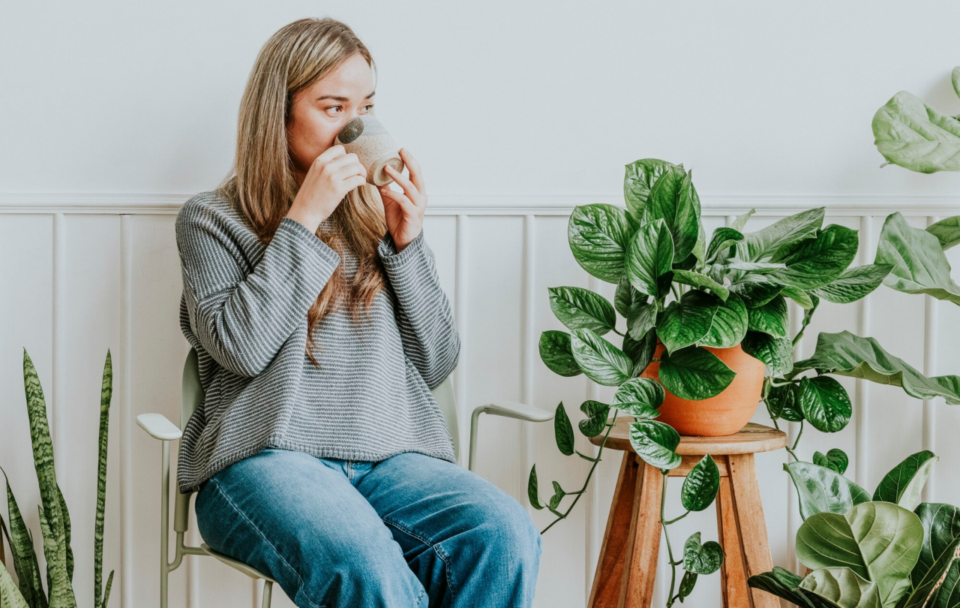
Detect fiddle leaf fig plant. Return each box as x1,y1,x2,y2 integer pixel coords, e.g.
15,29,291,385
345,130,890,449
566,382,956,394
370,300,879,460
531,153,960,607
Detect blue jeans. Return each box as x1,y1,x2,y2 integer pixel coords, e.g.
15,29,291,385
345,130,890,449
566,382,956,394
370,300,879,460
194,448,542,607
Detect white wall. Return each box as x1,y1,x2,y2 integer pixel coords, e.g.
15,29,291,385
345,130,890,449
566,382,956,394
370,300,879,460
3,2,960,607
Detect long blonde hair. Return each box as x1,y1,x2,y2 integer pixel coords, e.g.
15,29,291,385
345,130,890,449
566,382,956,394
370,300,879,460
215,17,388,369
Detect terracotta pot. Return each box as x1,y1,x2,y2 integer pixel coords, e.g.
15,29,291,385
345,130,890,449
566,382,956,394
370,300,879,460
641,341,765,437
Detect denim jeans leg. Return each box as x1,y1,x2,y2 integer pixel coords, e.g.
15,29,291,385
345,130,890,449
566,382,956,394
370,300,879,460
194,448,427,608
355,452,542,608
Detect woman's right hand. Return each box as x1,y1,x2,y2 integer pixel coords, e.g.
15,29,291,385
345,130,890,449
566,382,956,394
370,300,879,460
287,145,367,232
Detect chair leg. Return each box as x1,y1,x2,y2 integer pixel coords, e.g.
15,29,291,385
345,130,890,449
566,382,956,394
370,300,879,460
727,454,779,608
619,457,663,608
715,473,750,608
262,580,273,608
589,451,641,607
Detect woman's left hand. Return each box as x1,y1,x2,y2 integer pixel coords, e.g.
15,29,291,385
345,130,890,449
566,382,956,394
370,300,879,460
379,148,427,252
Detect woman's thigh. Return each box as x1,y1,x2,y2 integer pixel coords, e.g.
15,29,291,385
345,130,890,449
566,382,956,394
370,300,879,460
355,452,542,607
195,448,427,608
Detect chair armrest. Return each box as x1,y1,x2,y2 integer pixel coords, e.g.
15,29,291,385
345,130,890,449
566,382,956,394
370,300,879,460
472,401,554,423
467,401,554,472
137,413,182,441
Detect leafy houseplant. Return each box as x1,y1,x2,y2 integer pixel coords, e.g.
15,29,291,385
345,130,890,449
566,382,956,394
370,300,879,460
738,68,960,607
0,348,115,608
528,155,960,606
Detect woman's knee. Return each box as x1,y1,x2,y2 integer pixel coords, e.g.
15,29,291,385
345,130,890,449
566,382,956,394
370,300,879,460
469,489,542,570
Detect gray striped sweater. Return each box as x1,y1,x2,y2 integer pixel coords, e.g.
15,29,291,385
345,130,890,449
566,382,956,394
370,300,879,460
174,190,460,493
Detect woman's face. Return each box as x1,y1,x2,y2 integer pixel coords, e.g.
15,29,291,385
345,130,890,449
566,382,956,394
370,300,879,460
286,52,376,186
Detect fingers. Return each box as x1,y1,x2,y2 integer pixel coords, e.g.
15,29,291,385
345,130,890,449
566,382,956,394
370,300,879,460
384,164,426,211
379,184,418,216
398,148,426,196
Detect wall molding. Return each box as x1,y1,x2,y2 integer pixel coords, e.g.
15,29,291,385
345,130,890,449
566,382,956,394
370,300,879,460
1,192,959,216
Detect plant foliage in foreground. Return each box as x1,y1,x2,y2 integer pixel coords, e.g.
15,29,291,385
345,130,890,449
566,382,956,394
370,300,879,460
0,349,115,608
531,156,960,606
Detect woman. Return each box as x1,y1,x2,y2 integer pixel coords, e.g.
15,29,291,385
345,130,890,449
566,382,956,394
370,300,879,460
174,16,541,608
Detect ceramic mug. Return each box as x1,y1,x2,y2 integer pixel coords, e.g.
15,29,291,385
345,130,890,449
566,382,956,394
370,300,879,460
334,114,404,187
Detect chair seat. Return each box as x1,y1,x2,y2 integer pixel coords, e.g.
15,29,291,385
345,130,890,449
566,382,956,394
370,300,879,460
200,543,276,583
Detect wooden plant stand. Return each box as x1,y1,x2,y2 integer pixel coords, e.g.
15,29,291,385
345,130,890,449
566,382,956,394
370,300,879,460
587,418,787,608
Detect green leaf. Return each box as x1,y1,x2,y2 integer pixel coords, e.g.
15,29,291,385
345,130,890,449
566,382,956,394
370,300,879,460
766,383,804,422
747,294,789,338
623,329,657,377
0,566,30,608
799,568,882,608
614,377,666,410
570,328,634,386
769,225,859,290
528,464,544,510
615,274,646,318
706,227,744,263
548,287,617,336
724,260,787,274
618,403,661,420
790,331,960,405
568,203,634,283
554,402,575,456
699,293,748,349
656,290,720,354
812,265,894,304
875,212,960,305
101,571,114,608
23,348,76,608
57,482,73,582
691,223,707,267
681,455,720,512
781,285,816,309
671,270,730,301
683,532,724,575
539,330,582,377
813,449,849,475
579,401,612,438
729,277,783,308
784,462,871,520
629,420,681,469
659,346,737,400
898,503,960,608
644,166,701,262
732,209,756,232
626,302,657,341
799,376,852,433
95,350,113,608
796,502,923,607
1,469,46,608
748,567,824,608
927,215,960,251
740,207,825,262
550,481,566,510
625,219,675,299
624,158,677,226
872,90,960,174
678,571,698,602
873,451,938,511
741,331,794,376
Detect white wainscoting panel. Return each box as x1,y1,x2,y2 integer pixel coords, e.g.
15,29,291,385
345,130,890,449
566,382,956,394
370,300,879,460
1,194,959,608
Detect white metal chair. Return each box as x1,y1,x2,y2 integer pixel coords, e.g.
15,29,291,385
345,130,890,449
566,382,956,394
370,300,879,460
137,347,554,608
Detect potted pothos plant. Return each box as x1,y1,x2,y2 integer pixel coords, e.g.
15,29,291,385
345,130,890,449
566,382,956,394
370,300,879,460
528,153,960,606
741,66,960,608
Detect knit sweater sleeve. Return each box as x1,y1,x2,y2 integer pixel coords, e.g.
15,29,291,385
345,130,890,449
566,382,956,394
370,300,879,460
176,197,341,377
378,227,461,389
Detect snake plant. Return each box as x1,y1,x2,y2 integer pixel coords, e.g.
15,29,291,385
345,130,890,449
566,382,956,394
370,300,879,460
0,348,115,608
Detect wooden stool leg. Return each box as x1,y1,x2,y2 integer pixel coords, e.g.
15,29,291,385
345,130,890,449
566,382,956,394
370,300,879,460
716,464,750,608
619,458,663,608
589,451,642,607
727,454,779,608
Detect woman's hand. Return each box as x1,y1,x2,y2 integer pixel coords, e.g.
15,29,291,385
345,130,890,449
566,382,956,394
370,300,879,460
379,148,427,252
